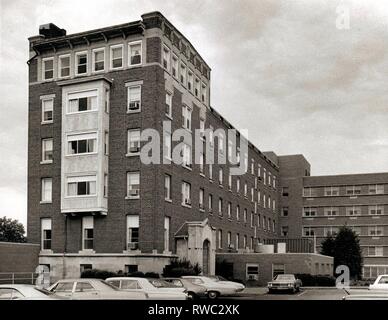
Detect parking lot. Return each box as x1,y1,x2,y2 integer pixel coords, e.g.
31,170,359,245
229,287,372,300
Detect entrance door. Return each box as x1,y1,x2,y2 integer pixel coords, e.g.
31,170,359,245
203,239,210,275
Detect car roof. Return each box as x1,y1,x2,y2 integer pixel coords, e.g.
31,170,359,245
106,277,147,281
0,284,37,288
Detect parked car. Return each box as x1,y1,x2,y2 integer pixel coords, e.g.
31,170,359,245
48,278,148,299
343,293,388,300
105,277,188,300
207,275,245,292
0,284,65,300
369,275,388,290
163,277,208,299
182,276,240,299
267,274,302,293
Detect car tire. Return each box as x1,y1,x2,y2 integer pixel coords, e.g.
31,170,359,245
187,292,197,300
207,291,219,299
268,289,273,294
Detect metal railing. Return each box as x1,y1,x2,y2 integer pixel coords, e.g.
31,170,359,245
0,272,38,285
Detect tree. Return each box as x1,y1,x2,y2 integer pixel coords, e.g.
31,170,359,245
162,258,201,277
0,216,26,243
320,235,335,257
333,226,363,280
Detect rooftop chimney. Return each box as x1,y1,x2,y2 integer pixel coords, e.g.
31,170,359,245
39,23,66,39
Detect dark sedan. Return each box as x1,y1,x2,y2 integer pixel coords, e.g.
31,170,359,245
267,274,302,293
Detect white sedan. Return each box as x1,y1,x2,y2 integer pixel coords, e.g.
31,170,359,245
208,275,245,292
0,284,64,300
369,275,388,290
182,276,241,299
106,277,188,300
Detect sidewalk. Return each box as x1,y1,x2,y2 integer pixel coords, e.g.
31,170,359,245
238,286,368,295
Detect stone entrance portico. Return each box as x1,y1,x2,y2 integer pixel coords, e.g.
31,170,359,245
175,218,216,275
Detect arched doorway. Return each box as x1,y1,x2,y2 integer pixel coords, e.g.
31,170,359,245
202,239,211,275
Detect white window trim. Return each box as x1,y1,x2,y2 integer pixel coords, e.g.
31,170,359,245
66,132,98,157
40,178,52,203
65,175,97,198
42,57,54,81
127,85,142,113
126,129,141,156
92,47,106,73
58,54,71,79
41,138,53,164
172,53,179,79
41,96,54,124
75,51,88,76
128,40,142,67
66,89,98,115
162,44,171,72
126,172,140,199
110,44,124,70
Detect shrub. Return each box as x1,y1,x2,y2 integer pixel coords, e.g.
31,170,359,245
162,258,201,277
144,272,160,278
295,274,335,287
127,271,145,278
81,269,117,279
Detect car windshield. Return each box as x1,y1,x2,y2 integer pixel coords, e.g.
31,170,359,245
35,287,55,295
274,275,295,281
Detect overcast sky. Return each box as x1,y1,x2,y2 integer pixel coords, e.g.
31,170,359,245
1,0,388,226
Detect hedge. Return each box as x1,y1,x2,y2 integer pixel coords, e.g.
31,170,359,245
295,274,336,287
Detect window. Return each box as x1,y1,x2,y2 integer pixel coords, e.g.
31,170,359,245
250,212,254,227
127,85,141,112
199,188,204,210
324,207,338,216
218,198,223,216
201,82,207,103
75,52,88,75
41,218,52,250
164,217,170,252
162,45,171,71
42,57,54,80
110,44,123,69
182,105,192,130
199,118,205,139
180,63,187,86
218,230,223,249
282,187,289,197
164,129,172,159
236,178,240,193
258,190,261,204
209,164,213,180
263,194,266,208
127,172,140,199
164,174,171,201
369,226,383,237
172,54,178,78
128,41,142,66
244,182,248,197
272,200,276,211
346,186,361,196
127,129,141,155
182,143,192,168
346,206,361,216
367,246,384,257
243,235,247,249
236,234,240,249
303,227,315,237
236,205,240,221
219,168,223,185
369,205,384,215
303,207,317,217
68,133,97,155
104,89,110,113
243,209,247,223
227,232,232,247
68,90,97,113
251,159,255,175
42,138,53,163
182,182,191,206
42,98,53,123
258,214,261,227
59,55,70,78
194,77,200,98
218,133,225,155
82,216,94,250
92,48,105,72
104,174,108,197
125,265,138,274
273,177,276,189
67,176,96,197
263,169,267,186
208,194,213,212
165,92,172,117
303,187,318,197
41,178,52,202
187,70,194,92
127,215,139,250
324,187,339,196
272,264,286,278
369,184,384,195
281,226,288,237
324,227,339,237
246,264,259,280
199,152,205,174
104,132,109,155
228,173,232,190
227,202,232,218
75,281,95,292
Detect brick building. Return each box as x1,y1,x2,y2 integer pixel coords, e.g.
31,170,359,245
27,12,279,280
276,154,388,279
27,12,387,281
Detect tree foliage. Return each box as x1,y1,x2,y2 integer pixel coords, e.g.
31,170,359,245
162,258,201,277
0,216,26,243
320,226,363,279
